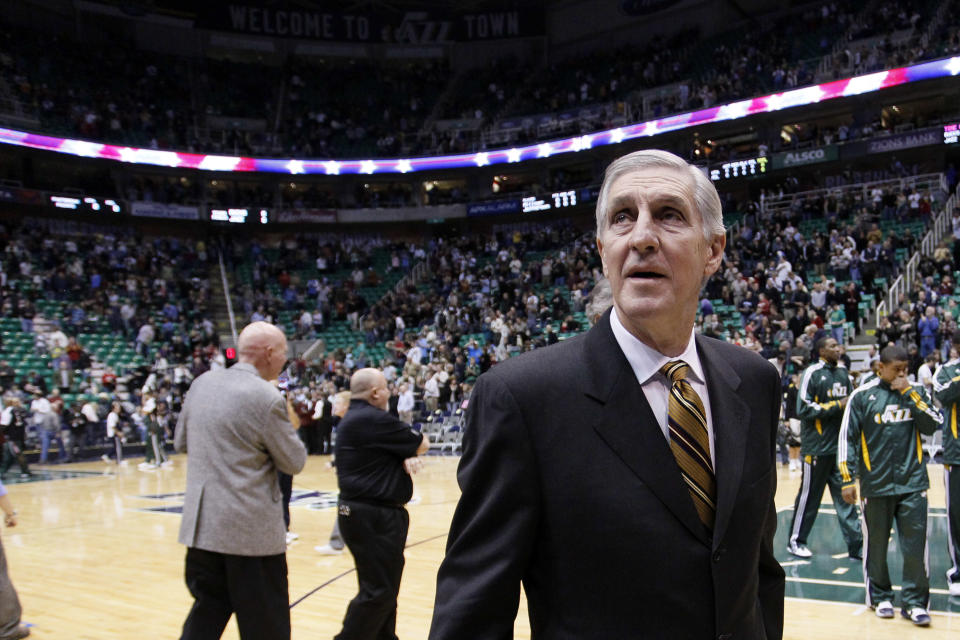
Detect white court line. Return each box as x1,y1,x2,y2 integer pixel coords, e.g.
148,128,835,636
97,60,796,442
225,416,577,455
778,506,947,517
788,575,953,595
785,596,960,617
780,560,810,567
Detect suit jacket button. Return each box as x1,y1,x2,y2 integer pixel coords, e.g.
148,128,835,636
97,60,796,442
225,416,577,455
712,547,726,563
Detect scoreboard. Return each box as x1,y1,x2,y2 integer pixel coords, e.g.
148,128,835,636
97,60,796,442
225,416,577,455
520,187,597,214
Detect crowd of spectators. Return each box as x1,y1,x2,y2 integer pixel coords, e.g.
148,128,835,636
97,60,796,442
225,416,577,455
225,222,598,348
0,217,608,466
2,161,959,468
3,0,957,161
825,0,944,79
0,220,214,336
694,176,945,382
234,171,959,460
367,223,598,347
0,219,226,471
1,0,959,478
228,221,605,457
278,59,449,160
868,202,960,389
224,232,398,337
432,0,956,154
0,29,193,151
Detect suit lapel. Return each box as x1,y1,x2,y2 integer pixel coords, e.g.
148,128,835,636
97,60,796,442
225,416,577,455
696,335,750,547
585,312,712,547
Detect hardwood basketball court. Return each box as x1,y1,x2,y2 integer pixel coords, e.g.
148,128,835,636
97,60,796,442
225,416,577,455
3,455,959,639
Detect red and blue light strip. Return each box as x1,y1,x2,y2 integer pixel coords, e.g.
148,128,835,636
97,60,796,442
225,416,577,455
0,57,957,175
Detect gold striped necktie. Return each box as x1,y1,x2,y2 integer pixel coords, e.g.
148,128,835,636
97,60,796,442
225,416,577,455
660,360,716,530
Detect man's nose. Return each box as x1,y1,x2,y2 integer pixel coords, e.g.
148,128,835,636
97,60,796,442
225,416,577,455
627,210,659,253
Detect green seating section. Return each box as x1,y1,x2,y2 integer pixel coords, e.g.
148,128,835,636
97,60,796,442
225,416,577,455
0,232,208,377
77,333,147,372
321,321,392,364
705,210,932,342
797,217,927,240
0,327,49,387
232,248,405,342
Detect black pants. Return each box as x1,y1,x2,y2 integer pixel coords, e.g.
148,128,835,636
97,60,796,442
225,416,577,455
320,419,334,455
0,441,28,475
788,453,862,555
105,434,123,461
946,464,960,589
335,501,408,640
300,421,320,454
862,491,929,608
278,471,293,529
180,547,290,640
83,421,101,448
0,535,22,639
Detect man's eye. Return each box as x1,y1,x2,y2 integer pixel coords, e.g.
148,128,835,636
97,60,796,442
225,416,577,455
612,211,630,224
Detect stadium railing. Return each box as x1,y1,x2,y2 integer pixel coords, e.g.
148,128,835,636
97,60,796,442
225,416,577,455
876,177,958,321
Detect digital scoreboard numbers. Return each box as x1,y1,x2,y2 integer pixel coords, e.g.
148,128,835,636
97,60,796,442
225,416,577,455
709,156,768,181
49,195,122,213
210,208,270,224
522,190,578,213
552,190,577,207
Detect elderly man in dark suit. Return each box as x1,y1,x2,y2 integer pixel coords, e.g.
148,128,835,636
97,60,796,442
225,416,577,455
430,149,785,640
175,321,306,640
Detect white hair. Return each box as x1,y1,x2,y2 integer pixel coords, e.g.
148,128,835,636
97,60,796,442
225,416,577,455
594,149,725,241
585,277,613,326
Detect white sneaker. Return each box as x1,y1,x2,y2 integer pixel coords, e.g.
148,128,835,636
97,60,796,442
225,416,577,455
949,582,960,597
285,531,299,545
161,460,174,468
874,601,895,618
315,544,344,555
901,607,931,626
101,454,110,463
786,542,812,558
137,462,157,471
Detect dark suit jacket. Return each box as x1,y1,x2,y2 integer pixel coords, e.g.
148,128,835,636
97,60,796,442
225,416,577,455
430,311,785,640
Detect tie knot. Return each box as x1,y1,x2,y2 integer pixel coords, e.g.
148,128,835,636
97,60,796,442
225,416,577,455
660,360,690,384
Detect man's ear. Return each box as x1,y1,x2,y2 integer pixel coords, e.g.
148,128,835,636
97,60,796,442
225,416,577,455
703,233,726,278
596,236,608,277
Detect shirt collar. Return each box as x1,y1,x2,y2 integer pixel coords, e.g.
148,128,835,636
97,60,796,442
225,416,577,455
610,310,704,385
231,362,259,376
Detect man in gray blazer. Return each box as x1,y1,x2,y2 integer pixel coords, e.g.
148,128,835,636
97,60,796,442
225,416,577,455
175,322,307,640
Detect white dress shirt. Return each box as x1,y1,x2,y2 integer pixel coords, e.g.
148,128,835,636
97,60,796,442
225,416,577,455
610,311,716,464
397,390,415,412
312,399,325,420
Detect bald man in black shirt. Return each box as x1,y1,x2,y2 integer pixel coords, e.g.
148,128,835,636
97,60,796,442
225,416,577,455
334,368,429,640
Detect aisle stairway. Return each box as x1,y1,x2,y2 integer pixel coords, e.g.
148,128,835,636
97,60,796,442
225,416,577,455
209,261,235,347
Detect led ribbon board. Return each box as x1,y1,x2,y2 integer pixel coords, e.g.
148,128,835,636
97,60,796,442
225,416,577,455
1,57,958,175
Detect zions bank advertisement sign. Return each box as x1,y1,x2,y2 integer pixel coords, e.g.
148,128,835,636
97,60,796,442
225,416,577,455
770,145,838,169
197,4,546,42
